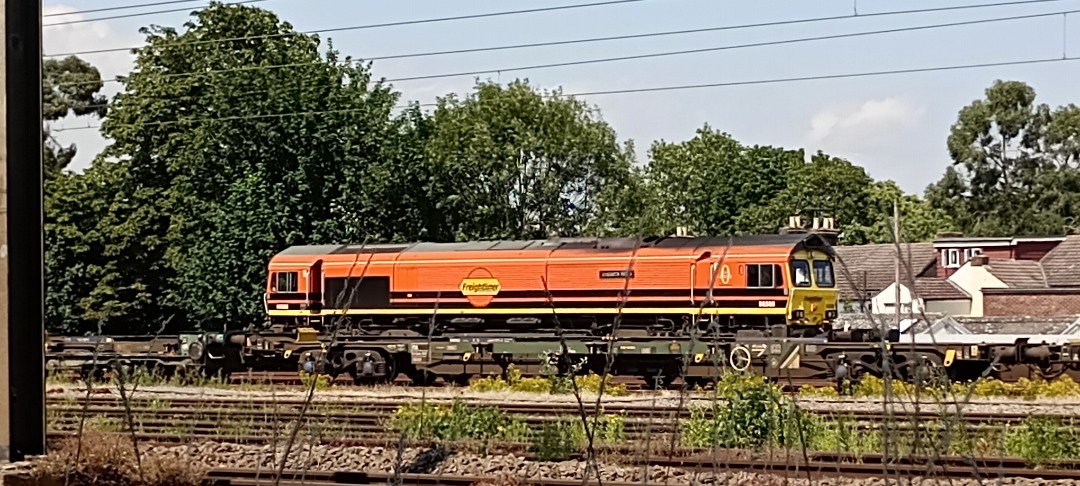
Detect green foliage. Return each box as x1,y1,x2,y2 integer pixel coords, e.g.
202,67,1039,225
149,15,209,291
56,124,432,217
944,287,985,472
45,161,174,333
299,372,331,390
531,421,577,461
425,80,636,241
617,125,802,236
468,365,627,396
530,413,626,461
389,400,529,444
681,374,815,449
1005,417,1080,467
929,79,1080,236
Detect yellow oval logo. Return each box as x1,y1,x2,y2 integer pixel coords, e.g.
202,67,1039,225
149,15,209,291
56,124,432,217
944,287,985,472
460,278,501,296
719,264,732,285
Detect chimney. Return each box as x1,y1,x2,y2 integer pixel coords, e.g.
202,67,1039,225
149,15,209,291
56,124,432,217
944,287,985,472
971,255,989,266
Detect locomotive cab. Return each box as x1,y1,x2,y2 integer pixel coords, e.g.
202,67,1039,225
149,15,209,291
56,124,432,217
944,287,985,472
787,248,838,329
265,259,323,325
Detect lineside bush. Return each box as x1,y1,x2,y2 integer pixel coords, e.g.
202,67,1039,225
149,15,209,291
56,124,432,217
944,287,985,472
682,374,817,449
389,399,529,443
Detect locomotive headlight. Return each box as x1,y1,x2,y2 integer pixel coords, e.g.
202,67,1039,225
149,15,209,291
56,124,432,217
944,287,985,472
825,310,837,319
792,310,805,319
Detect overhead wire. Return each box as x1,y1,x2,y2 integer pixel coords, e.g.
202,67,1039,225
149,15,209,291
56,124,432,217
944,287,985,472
50,56,1080,133
53,8,1080,94
45,0,654,57
46,0,1080,58
44,0,272,26
44,0,254,18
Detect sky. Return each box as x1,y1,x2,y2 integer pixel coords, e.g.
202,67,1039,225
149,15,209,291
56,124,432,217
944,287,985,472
43,0,1080,194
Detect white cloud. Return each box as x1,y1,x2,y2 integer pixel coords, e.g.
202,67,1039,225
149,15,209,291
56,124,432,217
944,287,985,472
805,97,926,148
43,5,139,93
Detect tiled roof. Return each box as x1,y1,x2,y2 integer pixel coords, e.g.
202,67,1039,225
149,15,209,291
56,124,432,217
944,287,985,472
910,278,970,301
983,259,1048,288
833,242,937,300
1040,235,1080,287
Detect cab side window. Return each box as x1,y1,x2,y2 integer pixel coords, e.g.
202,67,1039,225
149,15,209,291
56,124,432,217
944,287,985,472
272,271,298,293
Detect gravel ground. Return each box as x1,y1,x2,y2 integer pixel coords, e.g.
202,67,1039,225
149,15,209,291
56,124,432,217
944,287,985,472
132,440,1078,485
45,383,1080,417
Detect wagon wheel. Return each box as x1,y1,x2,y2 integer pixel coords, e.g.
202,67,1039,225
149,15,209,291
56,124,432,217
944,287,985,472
729,346,752,372
910,357,948,390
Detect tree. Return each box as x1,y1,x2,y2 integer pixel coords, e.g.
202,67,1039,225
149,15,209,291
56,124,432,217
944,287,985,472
45,160,174,334
423,80,636,241
737,152,880,244
98,2,401,329
865,180,954,243
620,125,801,236
42,56,108,178
928,80,1080,236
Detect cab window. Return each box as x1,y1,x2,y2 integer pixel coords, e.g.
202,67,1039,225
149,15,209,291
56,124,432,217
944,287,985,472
272,271,298,293
813,260,835,288
791,260,812,287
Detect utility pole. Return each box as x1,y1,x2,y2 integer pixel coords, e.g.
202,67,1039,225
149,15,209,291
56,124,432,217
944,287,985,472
893,199,900,331
0,0,45,462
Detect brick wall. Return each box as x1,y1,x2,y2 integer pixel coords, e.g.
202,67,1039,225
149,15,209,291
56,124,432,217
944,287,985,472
983,290,1080,317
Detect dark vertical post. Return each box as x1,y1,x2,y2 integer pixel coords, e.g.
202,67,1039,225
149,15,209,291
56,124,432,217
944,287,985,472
0,0,45,462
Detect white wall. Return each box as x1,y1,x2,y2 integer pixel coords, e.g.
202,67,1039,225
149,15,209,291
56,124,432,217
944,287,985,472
947,264,1007,317
871,282,923,315
925,299,972,316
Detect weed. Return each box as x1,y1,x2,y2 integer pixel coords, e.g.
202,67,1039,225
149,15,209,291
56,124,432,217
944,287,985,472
29,431,204,486
467,365,627,396
532,420,577,461
1005,416,1080,467
299,372,331,390
390,399,529,444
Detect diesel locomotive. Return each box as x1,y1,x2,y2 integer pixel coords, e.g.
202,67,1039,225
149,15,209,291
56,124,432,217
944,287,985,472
263,232,840,339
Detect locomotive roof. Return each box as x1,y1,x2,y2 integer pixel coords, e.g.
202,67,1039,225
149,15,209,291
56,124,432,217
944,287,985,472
275,233,834,257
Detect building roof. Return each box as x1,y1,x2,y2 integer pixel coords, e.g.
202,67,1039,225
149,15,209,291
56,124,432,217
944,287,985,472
983,259,1048,288
1040,235,1080,287
833,242,937,300
933,235,1065,248
910,278,970,301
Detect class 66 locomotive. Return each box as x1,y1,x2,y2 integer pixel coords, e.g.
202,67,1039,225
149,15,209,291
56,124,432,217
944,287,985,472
263,233,838,338
241,230,844,386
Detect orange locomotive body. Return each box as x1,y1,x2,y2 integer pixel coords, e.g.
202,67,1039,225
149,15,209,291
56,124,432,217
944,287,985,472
264,233,839,337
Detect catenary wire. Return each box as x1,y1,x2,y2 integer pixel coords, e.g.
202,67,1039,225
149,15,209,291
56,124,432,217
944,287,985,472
46,0,1080,87
44,0,271,26
45,0,243,17
49,56,1080,133
45,0,1080,58
54,8,1079,92
45,0,654,57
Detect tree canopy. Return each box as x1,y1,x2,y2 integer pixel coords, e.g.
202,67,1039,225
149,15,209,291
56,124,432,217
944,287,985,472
926,80,1080,236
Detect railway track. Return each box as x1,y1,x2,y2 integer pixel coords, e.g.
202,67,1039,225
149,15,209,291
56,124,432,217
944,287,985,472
45,394,1080,447
201,450,1080,485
